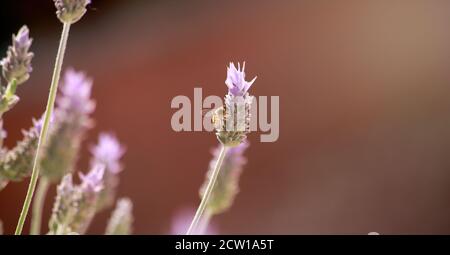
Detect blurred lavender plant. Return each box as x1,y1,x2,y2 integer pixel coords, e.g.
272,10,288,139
0,0,135,236
15,0,92,235
105,198,134,235
0,119,40,184
90,133,125,211
199,142,249,218
48,165,104,235
0,26,34,190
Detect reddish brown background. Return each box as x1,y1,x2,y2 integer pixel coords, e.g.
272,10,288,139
1,0,450,234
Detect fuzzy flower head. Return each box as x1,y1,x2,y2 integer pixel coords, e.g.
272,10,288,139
216,63,256,146
0,118,40,182
225,62,256,97
54,0,91,24
90,133,125,174
79,164,105,193
41,69,94,182
57,69,95,115
1,26,34,85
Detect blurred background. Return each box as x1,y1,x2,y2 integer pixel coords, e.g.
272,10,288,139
1,0,450,234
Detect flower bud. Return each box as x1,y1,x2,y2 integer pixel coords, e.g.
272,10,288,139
54,0,91,24
1,26,33,85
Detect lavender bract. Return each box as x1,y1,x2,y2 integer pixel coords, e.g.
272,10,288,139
225,62,257,97
91,133,125,175
216,62,256,147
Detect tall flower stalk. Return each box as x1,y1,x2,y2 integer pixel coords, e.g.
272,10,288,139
15,0,91,235
187,145,228,234
186,62,256,235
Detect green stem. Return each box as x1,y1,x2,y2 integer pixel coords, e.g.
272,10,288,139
30,178,50,235
186,145,228,235
15,22,71,235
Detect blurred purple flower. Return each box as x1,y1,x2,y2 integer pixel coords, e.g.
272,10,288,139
1,25,34,84
79,164,105,193
225,62,256,97
41,69,94,181
90,133,125,174
57,69,95,115
170,208,218,235
200,142,249,215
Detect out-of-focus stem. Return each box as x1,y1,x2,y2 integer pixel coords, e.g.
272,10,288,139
30,178,50,235
187,145,228,235
197,209,212,235
15,22,71,235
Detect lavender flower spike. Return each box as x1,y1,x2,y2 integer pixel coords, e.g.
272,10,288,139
1,26,34,85
57,69,95,115
90,133,125,211
200,142,249,215
54,0,91,24
105,198,134,235
41,69,94,182
0,118,40,183
216,62,256,147
225,62,257,97
49,165,105,235
48,174,80,234
79,164,105,193
91,133,125,174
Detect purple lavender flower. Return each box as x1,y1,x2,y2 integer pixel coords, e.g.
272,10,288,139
49,166,105,235
200,142,249,215
90,133,125,174
79,164,105,193
216,63,256,146
49,174,79,234
1,26,34,84
171,208,218,235
54,0,91,24
57,69,95,115
41,69,94,182
90,133,125,211
0,118,40,182
225,62,256,97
